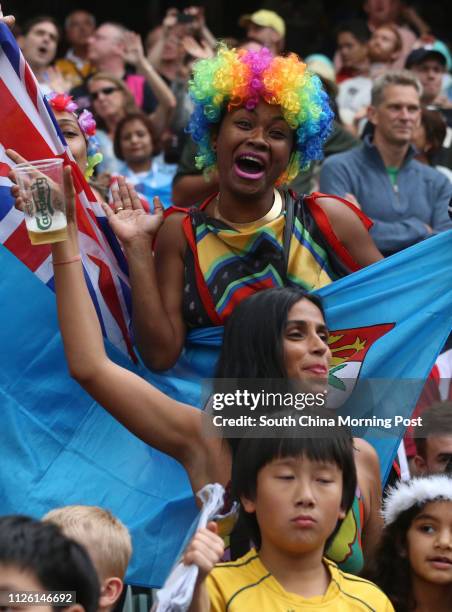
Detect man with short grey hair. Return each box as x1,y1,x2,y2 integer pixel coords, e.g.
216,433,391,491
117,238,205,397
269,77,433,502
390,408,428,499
320,70,452,256
86,22,128,78
70,22,158,113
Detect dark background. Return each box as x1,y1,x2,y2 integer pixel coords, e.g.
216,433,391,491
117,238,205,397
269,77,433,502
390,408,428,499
7,0,451,59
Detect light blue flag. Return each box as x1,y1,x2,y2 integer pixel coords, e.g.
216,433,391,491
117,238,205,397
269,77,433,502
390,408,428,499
2,232,452,587
317,231,452,482
0,245,198,587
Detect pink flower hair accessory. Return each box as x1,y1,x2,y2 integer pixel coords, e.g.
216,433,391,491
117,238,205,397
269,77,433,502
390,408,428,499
77,110,97,137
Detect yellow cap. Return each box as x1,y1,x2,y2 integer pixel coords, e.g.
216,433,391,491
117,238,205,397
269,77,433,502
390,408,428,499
239,9,286,38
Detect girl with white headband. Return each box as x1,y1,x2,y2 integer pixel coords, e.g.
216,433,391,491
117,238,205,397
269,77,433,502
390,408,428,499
367,475,452,612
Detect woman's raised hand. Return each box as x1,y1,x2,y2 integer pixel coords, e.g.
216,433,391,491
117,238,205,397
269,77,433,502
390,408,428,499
102,176,164,245
122,31,146,67
182,35,214,59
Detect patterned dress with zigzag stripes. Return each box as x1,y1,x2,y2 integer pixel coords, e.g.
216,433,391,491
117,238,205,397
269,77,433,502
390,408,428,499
179,190,371,328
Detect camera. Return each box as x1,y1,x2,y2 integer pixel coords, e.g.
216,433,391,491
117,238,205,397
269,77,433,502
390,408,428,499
177,13,195,24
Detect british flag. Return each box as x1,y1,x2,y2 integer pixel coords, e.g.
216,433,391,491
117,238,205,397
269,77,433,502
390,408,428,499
0,22,135,360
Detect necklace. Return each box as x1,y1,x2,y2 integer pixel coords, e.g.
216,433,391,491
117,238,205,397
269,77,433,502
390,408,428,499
213,189,283,229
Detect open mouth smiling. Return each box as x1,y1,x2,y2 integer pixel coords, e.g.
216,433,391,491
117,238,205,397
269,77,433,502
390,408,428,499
233,153,266,180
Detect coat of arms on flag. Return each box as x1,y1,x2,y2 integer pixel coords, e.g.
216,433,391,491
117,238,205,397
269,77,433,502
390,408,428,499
327,323,395,407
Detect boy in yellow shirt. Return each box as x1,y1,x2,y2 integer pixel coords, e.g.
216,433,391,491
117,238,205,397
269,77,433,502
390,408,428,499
184,428,394,611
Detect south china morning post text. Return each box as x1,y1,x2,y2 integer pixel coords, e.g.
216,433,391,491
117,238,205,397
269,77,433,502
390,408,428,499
211,410,423,431
202,382,426,438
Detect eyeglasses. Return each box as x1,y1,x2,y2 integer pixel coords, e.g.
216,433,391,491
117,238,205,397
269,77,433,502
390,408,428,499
90,87,120,101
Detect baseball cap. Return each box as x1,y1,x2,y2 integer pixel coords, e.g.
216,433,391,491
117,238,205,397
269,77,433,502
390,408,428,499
405,44,448,70
239,9,286,38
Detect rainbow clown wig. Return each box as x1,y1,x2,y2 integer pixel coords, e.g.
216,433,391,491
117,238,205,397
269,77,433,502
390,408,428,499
187,45,334,185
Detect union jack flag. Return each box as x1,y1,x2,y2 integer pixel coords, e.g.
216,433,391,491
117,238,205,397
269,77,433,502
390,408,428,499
0,23,135,360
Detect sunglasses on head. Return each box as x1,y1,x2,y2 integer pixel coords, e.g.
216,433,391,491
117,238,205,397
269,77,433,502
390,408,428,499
91,86,120,101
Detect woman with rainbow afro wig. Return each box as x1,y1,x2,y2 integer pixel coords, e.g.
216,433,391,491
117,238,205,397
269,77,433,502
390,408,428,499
105,45,382,371
187,45,333,185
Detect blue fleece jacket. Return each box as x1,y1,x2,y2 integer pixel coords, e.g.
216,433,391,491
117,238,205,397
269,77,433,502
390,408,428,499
319,136,452,255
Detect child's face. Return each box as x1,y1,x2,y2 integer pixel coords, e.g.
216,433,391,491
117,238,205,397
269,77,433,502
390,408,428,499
242,454,346,555
407,501,452,585
0,565,53,612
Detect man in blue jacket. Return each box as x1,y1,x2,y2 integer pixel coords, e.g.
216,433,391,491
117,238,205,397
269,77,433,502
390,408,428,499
320,70,452,256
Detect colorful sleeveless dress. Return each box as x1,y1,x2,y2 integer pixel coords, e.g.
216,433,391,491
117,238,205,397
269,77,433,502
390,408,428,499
172,190,372,328
325,486,365,574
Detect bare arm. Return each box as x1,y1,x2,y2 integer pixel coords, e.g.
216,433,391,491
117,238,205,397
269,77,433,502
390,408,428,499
53,176,196,464
188,584,210,612
146,11,178,72
127,214,187,370
354,438,384,560
183,6,217,51
147,35,165,72
400,6,431,36
104,179,187,370
123,31,176,137
8,157,214,492
315,196,383,267
185,523,224,612
139,57,176,137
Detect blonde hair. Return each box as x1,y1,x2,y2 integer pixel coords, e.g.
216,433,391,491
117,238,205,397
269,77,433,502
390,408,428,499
43,505,132,580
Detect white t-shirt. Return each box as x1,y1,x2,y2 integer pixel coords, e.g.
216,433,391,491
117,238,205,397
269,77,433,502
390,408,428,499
337,76,372,125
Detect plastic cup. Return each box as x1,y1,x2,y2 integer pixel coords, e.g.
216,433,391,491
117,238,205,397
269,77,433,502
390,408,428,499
14,158,67,245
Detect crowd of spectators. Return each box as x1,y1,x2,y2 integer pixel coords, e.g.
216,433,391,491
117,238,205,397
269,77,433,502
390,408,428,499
11,4,452,208
2,2,452,610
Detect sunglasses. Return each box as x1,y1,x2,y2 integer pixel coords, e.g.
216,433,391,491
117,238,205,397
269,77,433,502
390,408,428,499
91,86,120,101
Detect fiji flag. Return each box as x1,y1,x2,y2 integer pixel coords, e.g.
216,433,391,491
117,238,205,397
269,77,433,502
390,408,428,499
317,231,452,482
